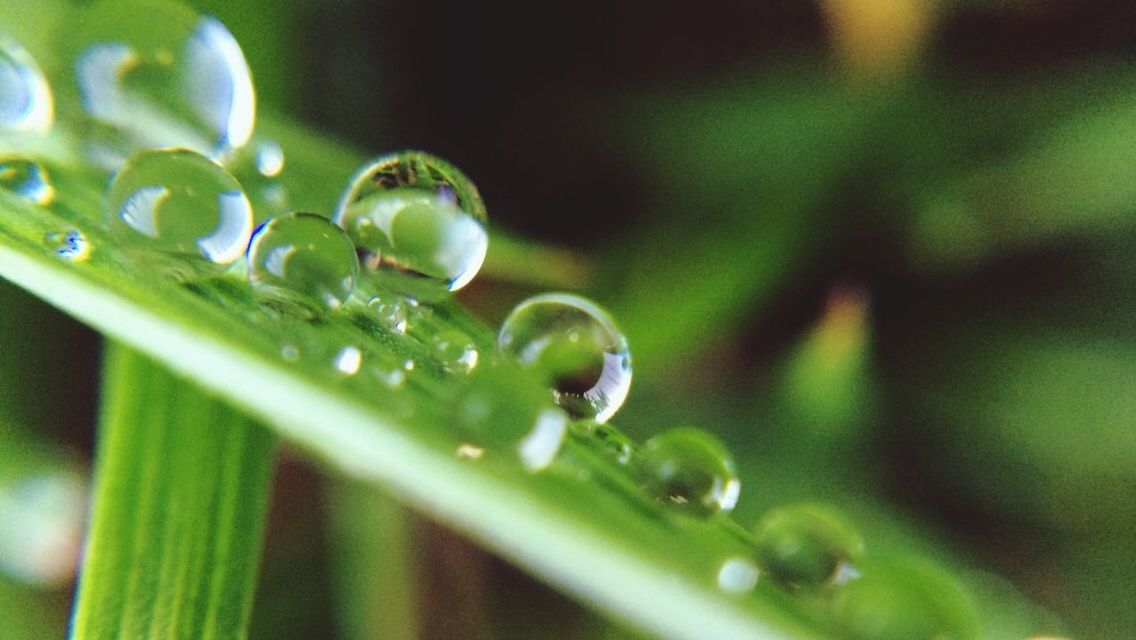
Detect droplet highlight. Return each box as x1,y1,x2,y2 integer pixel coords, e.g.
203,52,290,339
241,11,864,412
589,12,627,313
498,293,632,423
0,158,53,205
368,294,408,334
333,345,362,376
433,329,479,374
0,34,53,133
71,0,255,168
247,211,360,312
334,151,488,301
106,148,252,277
717,557,760,594
635,427,740,518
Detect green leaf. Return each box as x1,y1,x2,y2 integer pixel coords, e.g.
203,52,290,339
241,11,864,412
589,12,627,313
1,115,822,638
70,344,276,639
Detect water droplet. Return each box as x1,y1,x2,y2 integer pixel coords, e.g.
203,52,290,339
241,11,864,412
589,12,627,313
433,329,479,374
498,293,632,423
752,503,864,589
334,151,489,301
43,229,91,261
367,294,408,334
834,557,981,640
717,557,760,594
71,0,255,168
255,139,284,177
106,148,253,278
333,345,362,376
247,212,360,313
572,420,634,464
0,157,53,204
0,34,53,133
375,365,405,389
402,359,415,371
635,427,739,518
456,443,485,460
450,361,564,470
280,344,300,361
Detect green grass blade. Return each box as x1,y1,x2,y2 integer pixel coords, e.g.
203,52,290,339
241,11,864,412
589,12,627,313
70,344,276,640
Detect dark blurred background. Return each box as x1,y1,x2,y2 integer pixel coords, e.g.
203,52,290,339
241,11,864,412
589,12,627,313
4,0,1136,637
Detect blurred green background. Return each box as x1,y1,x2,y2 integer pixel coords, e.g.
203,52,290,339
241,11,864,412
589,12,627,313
3,0,1136,637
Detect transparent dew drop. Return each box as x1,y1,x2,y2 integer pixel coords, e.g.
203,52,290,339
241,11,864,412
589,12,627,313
333,151,489,301
752,503,864,589
43,229,91,261
717,557,760,595
834,557,981,640
498,293,632,423
635,427,740,518
0,157,54,205
70,0,255,169
571,420,634,464
106,148,252,278
333,345,362,376
254,139,284,177
280,344,299,362
367,294,408,334
433,329,479,374
224,138,289,222
0,34,53,134
247,212,360,313
450,361,567,470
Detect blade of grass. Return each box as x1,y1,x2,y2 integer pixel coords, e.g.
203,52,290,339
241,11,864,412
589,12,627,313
70,343,276,640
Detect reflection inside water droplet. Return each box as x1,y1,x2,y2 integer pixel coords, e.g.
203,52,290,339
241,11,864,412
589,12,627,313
517,409,568,472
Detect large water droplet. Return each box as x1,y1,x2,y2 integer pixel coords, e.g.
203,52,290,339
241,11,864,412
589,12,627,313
106,148,252,277
0,157,53,205
71,0,255,168
635,427,740,518
450,361,566,470
0,34,53,133
334,151,488,301
247,211,359,313
43,229,91,261
498,293,632,423
752,503,864,589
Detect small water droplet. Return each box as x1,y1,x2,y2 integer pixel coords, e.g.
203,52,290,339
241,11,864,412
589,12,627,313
247,211,359,313
402,359,415,371
367,294,408,334
106,148,253,278
433,329,479,374
334,151,488,301
280,344,299,361
43,229,90,261
717,557,760,594
572,422,636,463
635,427,739,518
377,366,405,389
70,0,255,168
255,139,284,177
753,503,864,588
498,293,632,423
0,35,53,133
0,157,53,204
333,345,362,376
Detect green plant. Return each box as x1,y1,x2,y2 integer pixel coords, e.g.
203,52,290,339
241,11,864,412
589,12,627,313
6,0,1134,638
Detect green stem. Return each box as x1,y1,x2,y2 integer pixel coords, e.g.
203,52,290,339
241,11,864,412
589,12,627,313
70,343,277,640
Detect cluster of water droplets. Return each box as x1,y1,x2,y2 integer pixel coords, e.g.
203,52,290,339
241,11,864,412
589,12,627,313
0,5,980,632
